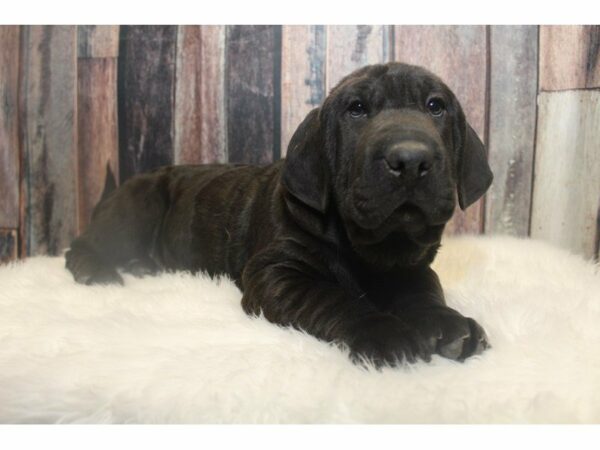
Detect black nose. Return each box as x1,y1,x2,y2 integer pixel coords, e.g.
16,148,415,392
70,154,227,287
384,141,434,180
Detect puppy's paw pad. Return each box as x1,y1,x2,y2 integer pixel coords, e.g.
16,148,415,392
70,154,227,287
438,333,469,360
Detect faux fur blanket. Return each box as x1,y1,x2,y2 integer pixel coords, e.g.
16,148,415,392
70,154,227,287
0,236,599,423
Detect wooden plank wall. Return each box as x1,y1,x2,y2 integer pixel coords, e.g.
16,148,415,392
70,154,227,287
485,26,538,237
532,26,600,260
19,26,78,257
0,26,20,262
77,26,120,231
1,25,599,262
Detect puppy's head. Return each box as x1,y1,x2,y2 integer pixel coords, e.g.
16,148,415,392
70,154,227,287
282,63,492,267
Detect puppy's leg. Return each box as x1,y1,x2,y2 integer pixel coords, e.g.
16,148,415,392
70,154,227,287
371,267,490,361
241,242,432,367
66,173,169,285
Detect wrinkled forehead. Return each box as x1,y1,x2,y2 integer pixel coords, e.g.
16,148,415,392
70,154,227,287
328,64,453,110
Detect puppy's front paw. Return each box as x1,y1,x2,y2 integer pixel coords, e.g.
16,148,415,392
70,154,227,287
65,249,124,286
346,315,432,367
403,306,489,361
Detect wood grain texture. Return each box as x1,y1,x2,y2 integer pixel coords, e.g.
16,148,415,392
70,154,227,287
281,25,326,156
20,26,78,256
117,26,177,182
485,26,538,236
0,228,18,263
174,25,227,164
326,25,391,91
531,91,600,259
539,25,600,91
394,25,488,235
77,58,119,231
226,25,281,164
595,200,600,261
77,25,119,58
0,26,20,229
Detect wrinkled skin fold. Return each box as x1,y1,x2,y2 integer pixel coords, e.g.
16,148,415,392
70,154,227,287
66,63,493,367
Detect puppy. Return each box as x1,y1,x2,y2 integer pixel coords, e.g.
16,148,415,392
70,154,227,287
66,62,493,367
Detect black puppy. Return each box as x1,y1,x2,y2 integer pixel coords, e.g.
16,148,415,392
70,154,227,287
66,62,493,367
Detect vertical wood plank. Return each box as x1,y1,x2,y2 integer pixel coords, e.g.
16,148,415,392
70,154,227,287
531,91,600,259
595,201,600,261
77,58,119,231
326,25,391,92
0,26,20,229
20,26,78,256
225,25,281,164
0,229,18,264
280,25,326,156
174,25,227,164
485,26,538,236
394,25,488,235
77,25,119,58
539,25,600,91
117,26,177,182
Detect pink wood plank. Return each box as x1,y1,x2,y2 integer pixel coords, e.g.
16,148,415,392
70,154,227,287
280,25,326,156
539,25,600,90
174,25,227,164
77,58,119,231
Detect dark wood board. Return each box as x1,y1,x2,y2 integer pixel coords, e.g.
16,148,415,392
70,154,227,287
0,228,18,264
117,25,177,182
20,26,78,256
225,25,281,164
0,26,20,229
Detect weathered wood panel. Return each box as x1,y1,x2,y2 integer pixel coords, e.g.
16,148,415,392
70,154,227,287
174,25,227,164
394,25,488,235
326,25,391,92
280,25,326,156
117,26,177,182
485,26,538,236
539,25,600,91
20,26,78,256
0,228,18,263
77,25,119,58
531,91,600,260
77,58,119,231
595,201,600,261
226,25,281,164
0,26,20,229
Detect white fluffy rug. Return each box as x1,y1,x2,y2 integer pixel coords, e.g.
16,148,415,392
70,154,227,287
0,235,599,424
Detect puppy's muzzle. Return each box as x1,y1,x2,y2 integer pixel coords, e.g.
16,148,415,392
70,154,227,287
365,110,443,188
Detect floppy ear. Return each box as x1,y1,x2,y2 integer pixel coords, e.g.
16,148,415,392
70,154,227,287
281,108,329,212
457,122,493,210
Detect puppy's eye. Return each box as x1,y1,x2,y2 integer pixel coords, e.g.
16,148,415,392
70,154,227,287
348,101,367,118
426,98,446,117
